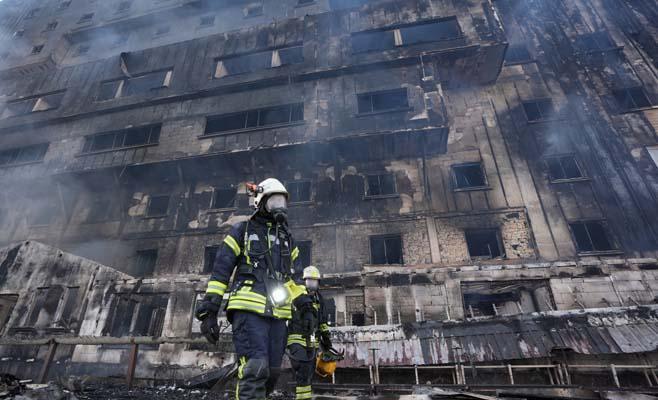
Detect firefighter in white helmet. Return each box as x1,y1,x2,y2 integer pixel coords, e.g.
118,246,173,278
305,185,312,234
287,265,332,400
195,178,312,400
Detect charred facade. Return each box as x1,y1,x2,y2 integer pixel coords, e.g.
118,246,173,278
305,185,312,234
1,0,658,390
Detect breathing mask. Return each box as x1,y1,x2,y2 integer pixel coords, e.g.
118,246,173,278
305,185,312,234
265,194,288,224
305,278,319,292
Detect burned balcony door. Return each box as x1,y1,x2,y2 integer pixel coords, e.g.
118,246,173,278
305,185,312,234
104,293,169,340
461,280,554,318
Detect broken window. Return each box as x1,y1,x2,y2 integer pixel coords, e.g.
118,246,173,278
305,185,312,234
399,17,461,45
14,30,25,38
117,1,132,12
31,45,44,55
106,293,168,337
204,103,304,135
0,295,18,334
58,1,72,9
287,181,312,203
0,143,48,166
345,294,365,326
25,287,64,327
244,3,263,18
199,15,215,27
366,174,396,196
146,195,169,217
462,280,554,318
44,21,58,32
215,45,304,78
576,31,616,53
3,92,65,117
370,234,403,265
204,245,220,273
452,162,487,189
546,155,585,181
82,124,161,153
97,70,171,100
134,249,158,276
56,287,80,328
78,13,94,23
613,87,652,112
298,0,315,5
465,229,504,259
569,221,615,253
211,187,237,209
357,89,408,114
352,18,461,53
523,99,555,122
296,241,312,268
505,44,532,65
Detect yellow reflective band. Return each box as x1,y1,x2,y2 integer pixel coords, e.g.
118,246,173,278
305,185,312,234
206,280,228,296
291,247,300,261
224,235,241,257
227,300,267,313
284,279,307,302
319,323,329,332
236,356,246,400
232,292,267,304
206,288,224,295
296,386,312,393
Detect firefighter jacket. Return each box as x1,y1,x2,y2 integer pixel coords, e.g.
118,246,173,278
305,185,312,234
204,213,304,320
287,290,330,348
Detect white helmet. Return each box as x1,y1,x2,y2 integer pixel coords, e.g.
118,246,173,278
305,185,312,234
303,265,321,280
252,178,288,210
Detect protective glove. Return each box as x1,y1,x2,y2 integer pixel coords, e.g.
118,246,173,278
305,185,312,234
319,331,332,351
293,295,318,336
195,293,222,344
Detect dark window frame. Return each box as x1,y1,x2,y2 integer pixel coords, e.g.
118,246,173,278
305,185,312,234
464,229,505,260
365,173,397,198
545,154,588,183
58,1,72,10
210,187,238,210
351,16,462,54
568,220,619,254
203,103,304,137
78,13,94,23
356,88,410,115
214,44,304,79
0,143,49,167
369,234,403,265
84,193,114,224
296,240,312,269
31,44,45,55
44,21,59,32
613,86,653,113
286,180,313,204
96,69,172,101
522,98,557,122
199,15,215,27
134,249,159,277
145,195,170,218
296,0,315,6
203,245,220,273
505,44,533,65
451,162,489,191
81,124,161,155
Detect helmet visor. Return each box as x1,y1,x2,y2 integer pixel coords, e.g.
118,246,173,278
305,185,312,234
305,278,319,291
265,194,287,212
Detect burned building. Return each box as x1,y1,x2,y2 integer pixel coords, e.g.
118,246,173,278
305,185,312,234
1,0,658,393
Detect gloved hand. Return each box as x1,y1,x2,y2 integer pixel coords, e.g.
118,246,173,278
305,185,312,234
293,295,317,336
319,331,332,351
195,293,222,344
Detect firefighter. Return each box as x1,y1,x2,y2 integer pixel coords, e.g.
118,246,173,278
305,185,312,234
287,265,332,400
195,178,313,400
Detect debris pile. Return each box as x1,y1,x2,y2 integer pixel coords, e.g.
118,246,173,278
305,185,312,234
0,375,26,398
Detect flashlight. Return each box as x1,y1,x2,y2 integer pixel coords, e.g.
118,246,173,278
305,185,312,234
270,285,289,307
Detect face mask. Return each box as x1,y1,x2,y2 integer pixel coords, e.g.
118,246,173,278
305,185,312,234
265,194,288,223
305,279,319,292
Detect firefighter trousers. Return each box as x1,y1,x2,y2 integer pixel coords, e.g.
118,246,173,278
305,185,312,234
288,343,317,400
232,311,288,400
